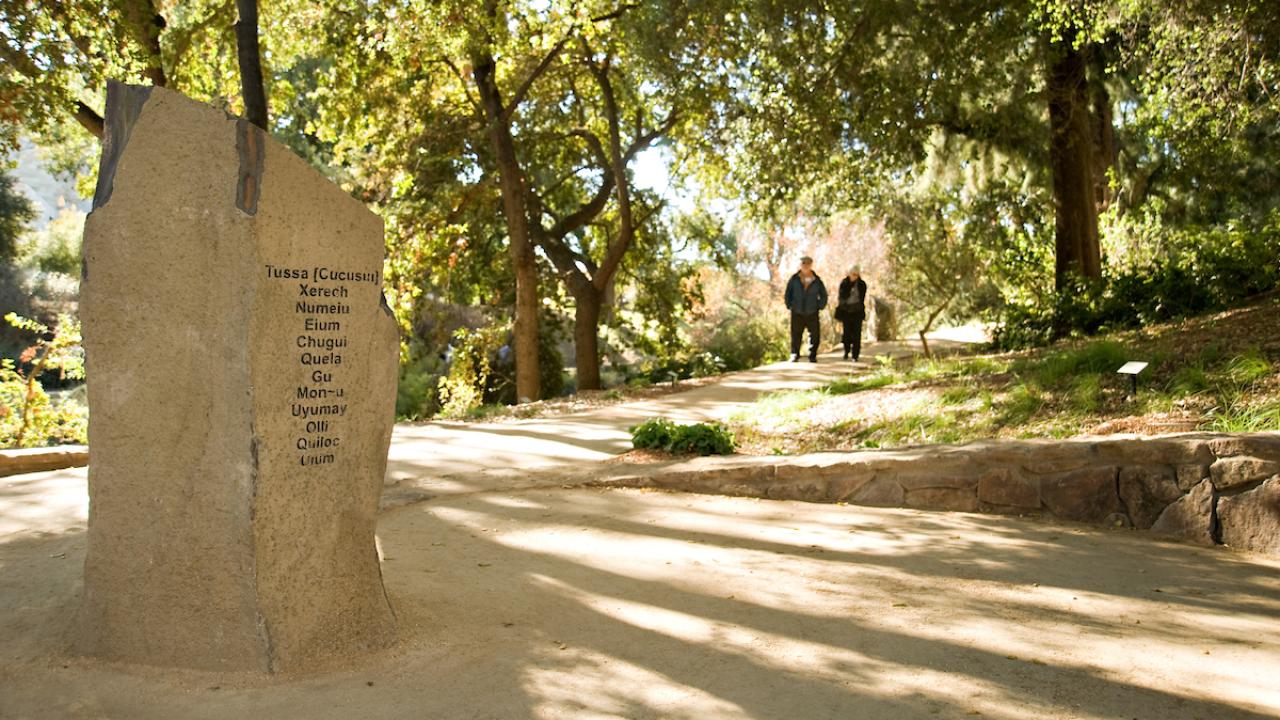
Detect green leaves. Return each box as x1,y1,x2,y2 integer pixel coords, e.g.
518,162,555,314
629,418,736,455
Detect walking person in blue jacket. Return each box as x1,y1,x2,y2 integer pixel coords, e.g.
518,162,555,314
784,256,828,362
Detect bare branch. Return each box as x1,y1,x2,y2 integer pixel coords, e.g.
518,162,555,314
590,3,639,23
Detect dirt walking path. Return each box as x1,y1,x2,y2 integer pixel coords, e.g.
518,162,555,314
4,488,1279,719
5,338,1279,718
384,342,929,484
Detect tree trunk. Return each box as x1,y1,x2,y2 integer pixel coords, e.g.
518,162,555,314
120,0,168,87
235,0,269,130
1046,32,1101,290
1090,54,1118,213
473,54,541,402
917,292,954,361
573,289,603,391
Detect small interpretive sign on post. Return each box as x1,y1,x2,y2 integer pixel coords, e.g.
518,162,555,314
1117,361,1149,397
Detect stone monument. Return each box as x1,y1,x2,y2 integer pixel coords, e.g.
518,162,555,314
77,83,397,671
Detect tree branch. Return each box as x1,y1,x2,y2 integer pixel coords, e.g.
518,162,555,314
501,36,570,123
76,102,106,140
624,112,679,161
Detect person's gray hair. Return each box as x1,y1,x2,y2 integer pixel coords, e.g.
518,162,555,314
800,255,814,265
848,265,862,275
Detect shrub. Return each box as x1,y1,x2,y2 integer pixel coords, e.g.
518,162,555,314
991,219,1280,349
629,418,736,455
19,209,84,275
630,418,678,450
437,323,507,418
1,313,86,447
436,319,567,418
396,349,445,420
701,314,788,372
636,350,726,385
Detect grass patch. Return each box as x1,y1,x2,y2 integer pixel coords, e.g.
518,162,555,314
727,389,825,428
726,325,1279,454
1019,340,1129,387
856,410,971,447
1204,399,1280,432
940,385,979,405
830,373,899,394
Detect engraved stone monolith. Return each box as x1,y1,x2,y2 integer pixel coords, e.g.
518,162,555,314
77,83,397,671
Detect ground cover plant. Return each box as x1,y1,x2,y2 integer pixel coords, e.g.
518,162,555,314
728,297,1280,455
630,418,736,456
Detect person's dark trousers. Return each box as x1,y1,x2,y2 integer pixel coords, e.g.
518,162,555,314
841,318,864,360
791,312,821,360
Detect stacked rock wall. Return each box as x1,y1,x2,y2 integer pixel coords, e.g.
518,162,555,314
602,432,1280,555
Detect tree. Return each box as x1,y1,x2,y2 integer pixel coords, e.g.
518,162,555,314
883,187,1003,358
0,171,35,261
672,1,1114,292
303,0,686,397
234,0,268,130
1045,29,1102,288
0,0,171,145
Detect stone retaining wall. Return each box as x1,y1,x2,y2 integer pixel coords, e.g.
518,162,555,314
598,432,1280,555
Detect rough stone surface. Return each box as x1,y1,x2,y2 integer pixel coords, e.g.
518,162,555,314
1118,466,1182,529
1217,476,1280,555
850,478,905,507
78,84,397,671
825,472,874,502
1210,456,1280,491
897,472,977,491
904,487,979,512
1175,464,1210,492
1096,437,1212,467
1150,479,1216,546
1037,467,1122,522
1208,434,1280,459
977,469,1040,510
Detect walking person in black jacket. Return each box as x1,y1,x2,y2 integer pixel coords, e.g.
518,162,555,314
784,256,828,362
834,266,867,361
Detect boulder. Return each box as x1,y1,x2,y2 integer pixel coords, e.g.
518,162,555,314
1217,476,1280,555
1118,466,1183,529
977,469,1040,510
1150,479,1216,546
1210,456,1280,491
1037,467,1122,522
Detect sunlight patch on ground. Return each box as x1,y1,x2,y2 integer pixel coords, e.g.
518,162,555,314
0,467,87,536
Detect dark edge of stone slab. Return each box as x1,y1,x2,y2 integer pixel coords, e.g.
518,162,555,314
91,82,153,213
236,118,265,215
